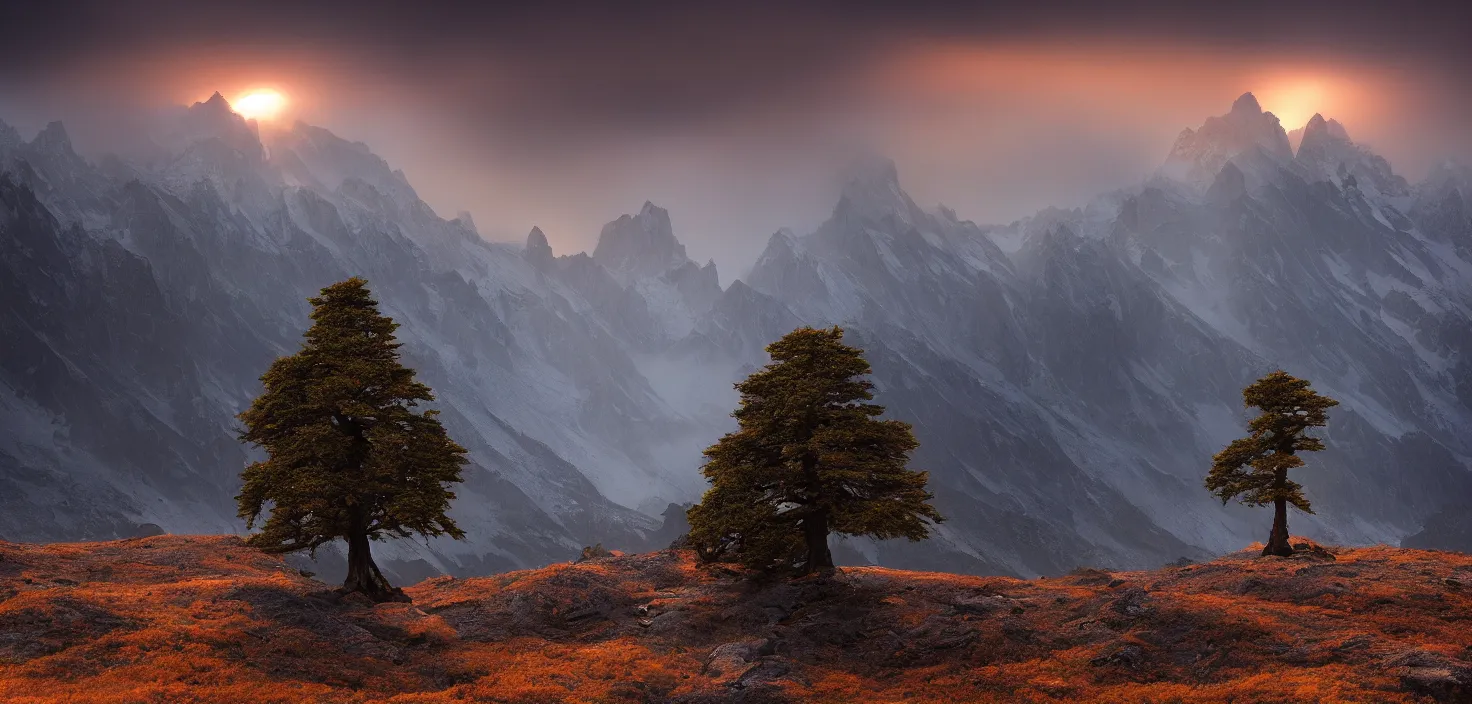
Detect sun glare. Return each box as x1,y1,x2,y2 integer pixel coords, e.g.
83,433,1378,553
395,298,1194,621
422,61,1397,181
1257,81,1326,131
233,90,288,121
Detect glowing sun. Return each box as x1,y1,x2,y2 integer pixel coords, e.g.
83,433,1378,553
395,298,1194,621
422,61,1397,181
1258,81,1326,131
233,90,288,121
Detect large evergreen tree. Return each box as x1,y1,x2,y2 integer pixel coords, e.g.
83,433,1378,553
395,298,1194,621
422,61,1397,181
237,277,467,601
1206,370,1338,557
688,326,942,573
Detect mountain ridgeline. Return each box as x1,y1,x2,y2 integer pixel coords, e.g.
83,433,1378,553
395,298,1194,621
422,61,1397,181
1,91,1469,581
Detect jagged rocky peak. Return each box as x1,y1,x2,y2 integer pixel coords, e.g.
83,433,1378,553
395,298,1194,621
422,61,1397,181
526,225,550,251
750,228,800,270
1302,113,1351,142
0,117,26,154
592,201,689,280
454,210,478,234
1294,113,1408,196
524,225,555,268
196,91,233,116
746,227,833,305
30,121,76,155
1205,161,1248,205
1294,114,1347,163
175,91,263,158
1296,113,1354,159
1162,91,1294,187
834,154,920,224
665,257,722,313
1230,91,1262,115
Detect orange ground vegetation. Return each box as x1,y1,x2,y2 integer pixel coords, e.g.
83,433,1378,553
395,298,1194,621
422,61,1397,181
0,535,1469,703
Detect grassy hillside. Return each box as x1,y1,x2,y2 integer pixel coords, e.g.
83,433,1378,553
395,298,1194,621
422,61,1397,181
0,536,1469,702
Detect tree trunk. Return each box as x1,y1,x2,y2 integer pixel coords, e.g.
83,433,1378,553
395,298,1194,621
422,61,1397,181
342,506,405,602
798,452,833,574
802,510,834,574
1262,470,1294,557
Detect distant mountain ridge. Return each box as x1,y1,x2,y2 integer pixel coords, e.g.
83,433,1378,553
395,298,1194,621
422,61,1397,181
1,91,1468,581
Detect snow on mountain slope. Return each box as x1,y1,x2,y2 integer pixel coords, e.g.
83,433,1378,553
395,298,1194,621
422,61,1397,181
738,93,1472,573
0,91,1467,581
0,98,694,580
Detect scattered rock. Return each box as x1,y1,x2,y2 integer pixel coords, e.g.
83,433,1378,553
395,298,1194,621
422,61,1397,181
951,594,1010,616
129,523,166,539
704,639,765,679
1334,634,1376,654
1289,541,1337,561
1001,618,1036,643
1235,578,1266,595
646,609,688,635
1110,587,1152,617
577,544,614,562
1387,650,1472,702
1067,568,1114,586
1091,643,1145,669
734,657,798,689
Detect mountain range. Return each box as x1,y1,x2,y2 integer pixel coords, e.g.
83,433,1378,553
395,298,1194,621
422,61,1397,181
1,91,1468,581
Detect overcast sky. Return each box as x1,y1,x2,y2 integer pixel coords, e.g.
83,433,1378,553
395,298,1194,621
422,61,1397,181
2,1,1470,274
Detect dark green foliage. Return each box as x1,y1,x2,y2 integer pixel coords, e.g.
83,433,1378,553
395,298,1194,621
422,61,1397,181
237,277,466,600
688,326,943,573
1206,370,1338,557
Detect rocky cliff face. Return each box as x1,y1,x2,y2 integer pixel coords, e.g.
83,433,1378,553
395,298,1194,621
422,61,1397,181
0,92,1468,580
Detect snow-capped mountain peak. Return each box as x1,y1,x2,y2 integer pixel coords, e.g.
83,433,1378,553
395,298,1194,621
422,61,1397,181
178,93,264,158
1293,113,1408,196
1161,92,1294,188
592,201,689,281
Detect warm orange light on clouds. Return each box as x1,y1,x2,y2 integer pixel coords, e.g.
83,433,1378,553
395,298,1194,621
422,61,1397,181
232,89,288,121
6,38,1458,271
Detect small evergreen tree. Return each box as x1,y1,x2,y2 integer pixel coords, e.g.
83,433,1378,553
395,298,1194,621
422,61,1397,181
688,326,942,573
237,277,467,601
1206,370,1338,557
